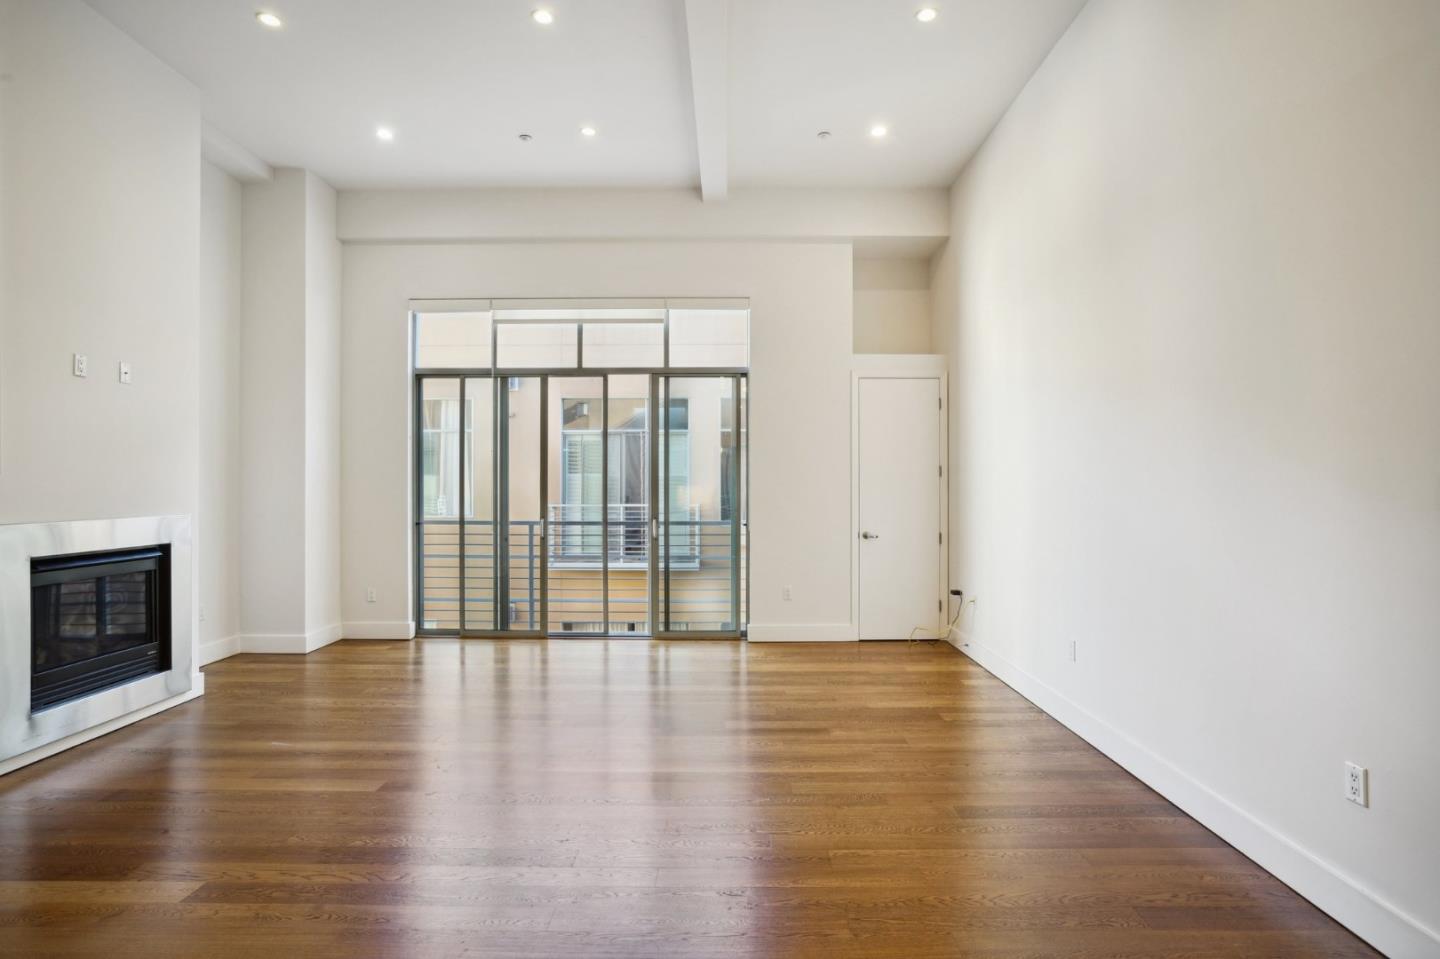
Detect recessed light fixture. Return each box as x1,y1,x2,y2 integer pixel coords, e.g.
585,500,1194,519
518,133,533,142
532,9,555,25
915,7,938,23
255,11,283,28
869,124,889,139
817,131,832,140
580,125,597,137
375,126,395,142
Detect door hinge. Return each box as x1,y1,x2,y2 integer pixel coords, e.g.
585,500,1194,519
938,599,942,612
938,464,943,478
938,397,942,410
938,531,943,545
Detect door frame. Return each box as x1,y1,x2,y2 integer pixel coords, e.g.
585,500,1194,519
650,372,745,640
850,355,949,640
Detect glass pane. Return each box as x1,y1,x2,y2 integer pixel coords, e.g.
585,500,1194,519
606,374,651,634
463,378,496,631
668,308,749,368
496,323,578,368
418,377,462,630
415,311,492,369
660,377,737,632
740,376,748,630
582,322,663,368
546,376,606,634
500,376,542,631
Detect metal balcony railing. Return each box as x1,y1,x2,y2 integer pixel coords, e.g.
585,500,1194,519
417,506,738,633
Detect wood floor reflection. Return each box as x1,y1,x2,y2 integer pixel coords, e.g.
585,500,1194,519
0,639,1378,958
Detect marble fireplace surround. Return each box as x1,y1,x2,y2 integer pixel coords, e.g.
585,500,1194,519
0,515,200,774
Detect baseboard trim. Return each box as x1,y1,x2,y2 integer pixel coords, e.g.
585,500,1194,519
0,677,204,777
198,634,241,666
342,620,416,640
234,624,344,656
959,639,1439,959
746,623,858,643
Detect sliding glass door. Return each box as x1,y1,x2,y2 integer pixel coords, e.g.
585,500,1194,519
655,375,742,636
414,300,749,638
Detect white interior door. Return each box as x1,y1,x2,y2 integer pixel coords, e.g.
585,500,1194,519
857,377,941,640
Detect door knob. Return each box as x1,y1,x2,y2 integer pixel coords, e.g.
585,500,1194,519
860,531,879,540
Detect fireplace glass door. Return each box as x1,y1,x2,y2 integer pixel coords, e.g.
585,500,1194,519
30,546,171,712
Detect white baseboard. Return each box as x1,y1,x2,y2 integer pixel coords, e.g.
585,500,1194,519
746,622,858,642
0,677,204,777
342,620,416,640
198,634,241,666
958,639,1439,959
233,624,344,656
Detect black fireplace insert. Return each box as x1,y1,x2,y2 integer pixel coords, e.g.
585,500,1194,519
30,545,171,712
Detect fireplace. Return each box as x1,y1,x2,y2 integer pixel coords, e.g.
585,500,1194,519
30,546,172,712
1,515,195,772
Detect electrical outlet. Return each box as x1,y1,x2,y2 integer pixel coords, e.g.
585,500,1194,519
365,587,377,603
1344,762,1368,807
782,585,792,601
118,361,132,384
73,353,88,377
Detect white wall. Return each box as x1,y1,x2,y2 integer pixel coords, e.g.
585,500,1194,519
199,161,243,655
854,258,931,354
239,168,343,651
932,1,1440,954
341,241,853,640
240,170,308,639
0,0,199,529
304,176,342,637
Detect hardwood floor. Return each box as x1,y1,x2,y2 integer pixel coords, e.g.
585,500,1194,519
0,639,1378,958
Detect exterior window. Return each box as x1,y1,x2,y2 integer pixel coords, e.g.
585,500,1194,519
558,399,688,563
421,398,472,517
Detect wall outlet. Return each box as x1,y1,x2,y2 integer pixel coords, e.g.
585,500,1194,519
73,353,88,377
365,587,377,603
118,361,132,384
1344,762,1368,807
782,585,792,601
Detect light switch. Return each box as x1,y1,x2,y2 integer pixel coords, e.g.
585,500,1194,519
118,362,132,385
73,353,88,377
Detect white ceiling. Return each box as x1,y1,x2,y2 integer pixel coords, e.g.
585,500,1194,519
85,0,1085,192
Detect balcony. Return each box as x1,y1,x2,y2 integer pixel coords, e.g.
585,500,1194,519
418,504,744,634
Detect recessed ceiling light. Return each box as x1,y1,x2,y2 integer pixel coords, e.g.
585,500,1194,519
255,11,283,28
817,131,832,140
518,133,533,142
915,7,938,23
532,9,555,25
375,126,395,142
580,126,597,137
869,124,889,139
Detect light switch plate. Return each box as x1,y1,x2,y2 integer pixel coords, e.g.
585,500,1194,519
73,353,88,378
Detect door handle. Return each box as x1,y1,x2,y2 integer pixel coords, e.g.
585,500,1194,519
860,531,879,540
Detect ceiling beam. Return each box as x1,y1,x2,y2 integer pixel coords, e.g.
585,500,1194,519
681,0,729,202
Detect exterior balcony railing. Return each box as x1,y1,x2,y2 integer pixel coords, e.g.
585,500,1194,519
417,505,742,633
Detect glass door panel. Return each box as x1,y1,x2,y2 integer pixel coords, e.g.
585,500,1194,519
545,376,606,634
462,378,496,631
606,374,651,634
418,377,462,630
498,376,543,632
657,376,740,634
